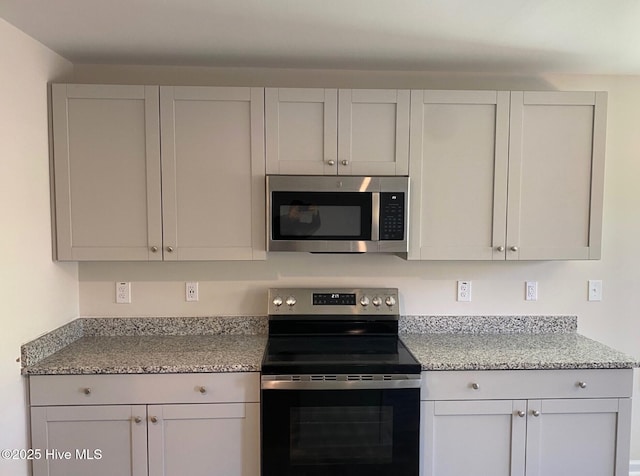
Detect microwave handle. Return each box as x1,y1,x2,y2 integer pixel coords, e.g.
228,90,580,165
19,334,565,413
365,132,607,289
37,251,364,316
371,192,380,241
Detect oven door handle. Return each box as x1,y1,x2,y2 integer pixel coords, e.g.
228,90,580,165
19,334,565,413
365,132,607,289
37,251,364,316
261,375,422,390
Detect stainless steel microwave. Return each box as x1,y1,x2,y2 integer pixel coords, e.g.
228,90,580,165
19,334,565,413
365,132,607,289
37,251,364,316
267,175,409,253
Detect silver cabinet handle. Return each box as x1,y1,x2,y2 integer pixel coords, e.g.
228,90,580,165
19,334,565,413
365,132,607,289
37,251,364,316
578,381,587,389
150,416,158,423
510,246,519,252
166,246,174,253
341,160,349,166
150,246,159,253
471,383,480,390
517,410,525,418
496,245,505,252
82,387,91,395
531,410,540,417
133,416,142,424
327,159,336,166
198,386,207,394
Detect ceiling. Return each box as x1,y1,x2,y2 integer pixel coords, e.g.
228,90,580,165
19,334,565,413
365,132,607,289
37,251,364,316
1,0,639,74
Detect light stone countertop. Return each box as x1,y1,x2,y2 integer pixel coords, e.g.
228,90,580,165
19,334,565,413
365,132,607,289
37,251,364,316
20,316,639,375
23,335,267,375
401,333,639,371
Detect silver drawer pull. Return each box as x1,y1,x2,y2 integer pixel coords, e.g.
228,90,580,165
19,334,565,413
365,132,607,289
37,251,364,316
531,410,540,417
516,410,525,418
198,386,207,394
471,382,480,390
82,387,91,395
150,416,158,424
133,416,142,424
577,381,587,389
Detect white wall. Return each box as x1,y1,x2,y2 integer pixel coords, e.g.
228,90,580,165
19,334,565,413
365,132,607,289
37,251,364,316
70,66,639,459
0,19,76,476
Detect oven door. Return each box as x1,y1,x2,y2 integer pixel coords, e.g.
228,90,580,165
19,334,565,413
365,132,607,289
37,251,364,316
261,384,420,476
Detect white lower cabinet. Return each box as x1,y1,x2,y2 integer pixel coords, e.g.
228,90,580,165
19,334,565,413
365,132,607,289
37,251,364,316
30,373,260,476
147,403,260,476
421,370,633,476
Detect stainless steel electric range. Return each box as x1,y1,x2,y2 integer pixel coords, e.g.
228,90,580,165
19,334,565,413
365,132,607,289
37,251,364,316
261,288,421,476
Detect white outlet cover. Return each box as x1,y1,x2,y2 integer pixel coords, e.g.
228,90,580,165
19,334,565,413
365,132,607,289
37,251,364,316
588,280,603,301
525,281,538,301
457,280,472,302
186,282,199,302
116,282,131,304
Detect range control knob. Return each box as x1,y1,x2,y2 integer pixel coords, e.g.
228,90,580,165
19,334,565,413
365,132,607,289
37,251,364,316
272,296,283,307
385,296,396,307
360,296,370,307
285,296,297,307
372,296,382,307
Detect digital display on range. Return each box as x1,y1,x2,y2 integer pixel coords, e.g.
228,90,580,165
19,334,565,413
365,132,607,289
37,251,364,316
312,293,356,306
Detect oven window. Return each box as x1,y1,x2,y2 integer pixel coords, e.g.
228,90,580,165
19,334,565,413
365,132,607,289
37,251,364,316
272,192,372,240
290,406,393,465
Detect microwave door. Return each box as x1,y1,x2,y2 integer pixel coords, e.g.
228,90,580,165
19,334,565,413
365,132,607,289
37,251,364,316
271,192,372,246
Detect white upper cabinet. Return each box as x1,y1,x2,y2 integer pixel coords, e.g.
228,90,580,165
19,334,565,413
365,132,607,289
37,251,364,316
507,91,607,260
266,88,410,176
409,89,607,261
51,84,266,261
338,89,410,176
52,84,163,261
265,88,337,175
409,90,510,260
160,86,265,261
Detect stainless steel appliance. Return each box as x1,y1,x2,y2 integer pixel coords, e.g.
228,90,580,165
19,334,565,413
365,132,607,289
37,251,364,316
261,288,421,476
266,175,409,253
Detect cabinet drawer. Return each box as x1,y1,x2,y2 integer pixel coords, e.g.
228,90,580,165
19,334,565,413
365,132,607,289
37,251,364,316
421,369,633,401
30,372,260,406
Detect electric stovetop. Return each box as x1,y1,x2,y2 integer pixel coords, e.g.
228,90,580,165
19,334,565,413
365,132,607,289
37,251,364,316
261,288,421,376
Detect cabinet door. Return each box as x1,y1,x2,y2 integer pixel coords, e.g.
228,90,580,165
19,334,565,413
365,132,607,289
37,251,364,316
422,400,526,476
161,86,266,260
338,89,410,175
148,403,260,476
507,91,607,260
525,398,631,476
31,405,148,476
265,88,338,175
52,84,162,260
409,90,510,260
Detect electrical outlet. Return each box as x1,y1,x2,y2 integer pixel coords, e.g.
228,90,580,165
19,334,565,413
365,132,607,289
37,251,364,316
116,282,131,304
457,281,472,302
525,281,538,301
186,282,199,302
588,280,603,301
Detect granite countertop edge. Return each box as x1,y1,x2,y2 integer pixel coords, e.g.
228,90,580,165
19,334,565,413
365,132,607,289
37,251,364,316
21,315,640,375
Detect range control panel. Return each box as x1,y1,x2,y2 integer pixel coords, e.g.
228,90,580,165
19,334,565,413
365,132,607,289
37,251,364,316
268,288,399,316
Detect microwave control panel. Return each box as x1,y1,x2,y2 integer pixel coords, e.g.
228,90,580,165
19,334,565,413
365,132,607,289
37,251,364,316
379,192,405,241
